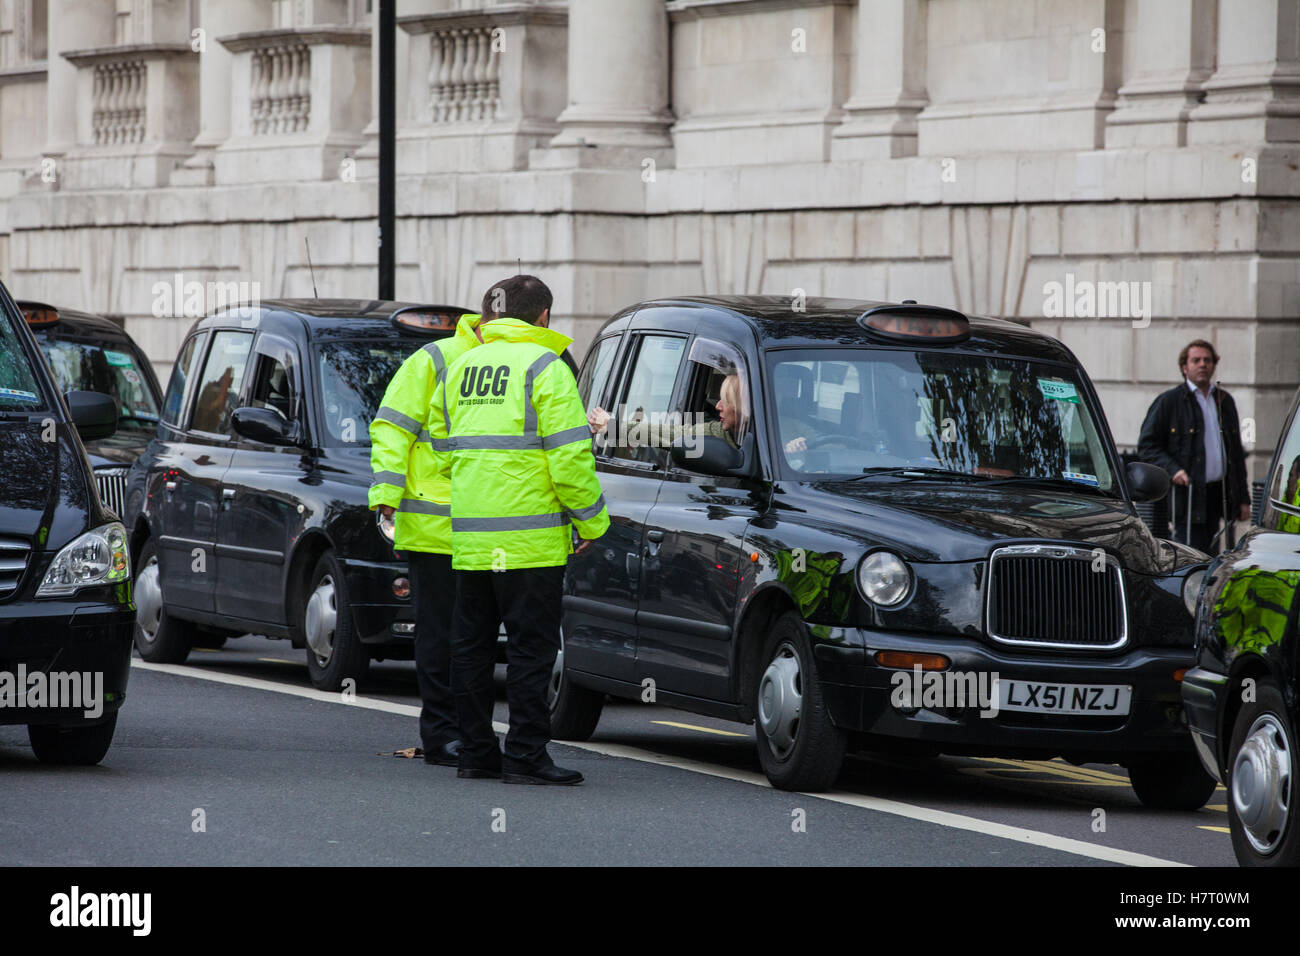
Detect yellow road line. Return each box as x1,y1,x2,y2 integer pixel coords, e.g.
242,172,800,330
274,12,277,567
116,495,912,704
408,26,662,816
1197,826,1231,834
1206,804,1227,812
258,658,296,665
652,720,749,738
965,757,1130,787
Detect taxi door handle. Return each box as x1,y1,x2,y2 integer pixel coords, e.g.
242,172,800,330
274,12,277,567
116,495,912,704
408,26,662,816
645,529,664,557
165,480,177,493
221,488,235,508
647,531,664,542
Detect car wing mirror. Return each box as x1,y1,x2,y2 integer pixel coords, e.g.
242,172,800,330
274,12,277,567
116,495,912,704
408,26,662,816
231,405,300,446
1126,460,1171,503
670,433,755,478
65,389,117,441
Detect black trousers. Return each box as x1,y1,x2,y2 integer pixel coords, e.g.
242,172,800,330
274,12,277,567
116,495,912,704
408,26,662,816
451,566,564,772
1177,480,1225,553
407,551,458,751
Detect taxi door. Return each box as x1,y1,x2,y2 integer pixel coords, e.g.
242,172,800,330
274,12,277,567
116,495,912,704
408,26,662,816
563,326,690,685
636,337,769,703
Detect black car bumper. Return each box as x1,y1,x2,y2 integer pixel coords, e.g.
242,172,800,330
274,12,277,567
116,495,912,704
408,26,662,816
341,557,414,647
1181,665,1229,783
0,599,133,726
811,627,1197,762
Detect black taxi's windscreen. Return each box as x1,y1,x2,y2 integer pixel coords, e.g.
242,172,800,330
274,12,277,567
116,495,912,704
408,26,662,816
0,308,45,412
769,349,1116,492
315,339,424,445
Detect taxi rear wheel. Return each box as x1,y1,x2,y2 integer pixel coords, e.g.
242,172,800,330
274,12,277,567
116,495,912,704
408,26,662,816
133,539,195,664
28,714,118,766
1226,680,1298,866
303,552,370,691
753,611,845,791
548,627,604,741
1128,751,1216,811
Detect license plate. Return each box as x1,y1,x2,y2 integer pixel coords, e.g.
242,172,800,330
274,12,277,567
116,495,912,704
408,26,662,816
998,680,1132,716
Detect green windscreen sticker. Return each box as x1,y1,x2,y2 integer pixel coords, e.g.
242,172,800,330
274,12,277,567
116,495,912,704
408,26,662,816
104,350,133,367
1037,379,1079,403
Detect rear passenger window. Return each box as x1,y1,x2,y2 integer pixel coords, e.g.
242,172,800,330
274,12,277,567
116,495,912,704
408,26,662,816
577,335,621,409
160,332,205,427
604,334,686,461
189,331,252,436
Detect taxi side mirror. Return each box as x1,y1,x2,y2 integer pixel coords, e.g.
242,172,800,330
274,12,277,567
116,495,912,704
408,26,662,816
1126,461,1170,503
231,406,301,446
671,434,755,478
66,390,117,441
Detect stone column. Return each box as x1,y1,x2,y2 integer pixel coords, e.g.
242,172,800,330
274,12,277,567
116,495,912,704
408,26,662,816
548,0,672,150
1104,0,1216,147
1190,0,1300,143
45,0,114,156
832,0,927,160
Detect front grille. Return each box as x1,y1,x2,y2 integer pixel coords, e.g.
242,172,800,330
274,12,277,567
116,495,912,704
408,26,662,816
96,467,129,519
0,536,31,598
986,544,1127,649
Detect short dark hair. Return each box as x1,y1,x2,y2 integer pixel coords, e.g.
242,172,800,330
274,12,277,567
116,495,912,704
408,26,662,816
481,274,552,324
1178,339,1219,373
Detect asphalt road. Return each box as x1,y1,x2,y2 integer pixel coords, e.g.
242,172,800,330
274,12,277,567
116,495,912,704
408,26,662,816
0,634,1236,866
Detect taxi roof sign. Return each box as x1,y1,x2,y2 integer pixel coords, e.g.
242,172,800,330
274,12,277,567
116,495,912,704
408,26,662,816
857,303,970,343
390,306,465,333
19,301,59,326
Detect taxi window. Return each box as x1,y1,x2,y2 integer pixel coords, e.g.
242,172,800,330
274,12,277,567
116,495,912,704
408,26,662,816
600,334,686,462
771,348,1116,492
0,308,45,411
161,332,205,427
318,339,422,445
38,337,159,427
578,334,621,410
190,331,253,436
1268,406,1300,517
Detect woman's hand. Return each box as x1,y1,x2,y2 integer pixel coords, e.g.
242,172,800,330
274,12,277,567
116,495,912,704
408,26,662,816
784,436,807,453
587,405,611,433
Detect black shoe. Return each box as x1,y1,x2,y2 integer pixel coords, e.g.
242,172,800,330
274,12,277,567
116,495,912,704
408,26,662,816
457,766,502,779
423,740,461,767
502,764,584,786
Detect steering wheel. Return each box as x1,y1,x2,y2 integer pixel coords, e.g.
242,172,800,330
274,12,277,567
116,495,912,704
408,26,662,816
804,432,858,449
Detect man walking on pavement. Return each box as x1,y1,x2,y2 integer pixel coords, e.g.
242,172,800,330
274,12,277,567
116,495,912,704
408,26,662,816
1138,338,1251,553
369,310,485,767
433,275,609,785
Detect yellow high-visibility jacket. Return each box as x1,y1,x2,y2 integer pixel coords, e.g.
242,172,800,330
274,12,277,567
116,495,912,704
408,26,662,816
432,317,609,570
368,313,483,554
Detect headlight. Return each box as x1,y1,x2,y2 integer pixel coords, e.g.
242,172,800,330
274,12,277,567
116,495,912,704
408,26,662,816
858,550,912,606
1182,568,1207,617
37,522,130,597
376,508,396,542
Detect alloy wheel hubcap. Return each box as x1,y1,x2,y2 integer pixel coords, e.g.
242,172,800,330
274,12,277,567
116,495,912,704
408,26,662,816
305,575,337,664
758,643,802,760
1232,713,1292,854
135,556,163,642
547,631,565,709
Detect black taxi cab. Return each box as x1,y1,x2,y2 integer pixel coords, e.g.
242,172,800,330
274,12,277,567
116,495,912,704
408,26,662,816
0,281,133,764
123,300,466,690
1183,383,1300,865
19,301,164,520
552,295,1212,805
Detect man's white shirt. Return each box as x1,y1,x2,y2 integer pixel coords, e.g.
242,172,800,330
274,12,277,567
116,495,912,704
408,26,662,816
1187,378,1225,483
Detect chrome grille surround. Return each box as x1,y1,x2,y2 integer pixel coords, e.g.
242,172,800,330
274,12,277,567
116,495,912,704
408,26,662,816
985,543,1128,651
0,535,31,598
95,466,129,519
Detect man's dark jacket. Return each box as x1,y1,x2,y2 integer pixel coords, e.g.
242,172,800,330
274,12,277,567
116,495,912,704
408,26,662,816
1137,382,1250,524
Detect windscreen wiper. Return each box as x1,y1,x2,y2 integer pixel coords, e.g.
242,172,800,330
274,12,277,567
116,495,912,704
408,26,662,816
977,475,1115,496
847,466,989,482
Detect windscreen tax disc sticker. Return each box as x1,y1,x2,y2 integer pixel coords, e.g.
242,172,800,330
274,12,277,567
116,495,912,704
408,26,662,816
0,386,38,402
1037,378,1080,403
104,350,133,367
1062,471,1099,486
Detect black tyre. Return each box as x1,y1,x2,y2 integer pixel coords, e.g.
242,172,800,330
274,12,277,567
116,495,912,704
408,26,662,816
191,628,233,650
303,552,370,691
1128,751,1216,810
753,611,845,791
28,714,118,766
1226,679,1298,866
132,539,196,664
548,627,604,741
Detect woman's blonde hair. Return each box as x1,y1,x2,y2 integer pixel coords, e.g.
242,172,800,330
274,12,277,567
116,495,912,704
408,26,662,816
719,373,748,428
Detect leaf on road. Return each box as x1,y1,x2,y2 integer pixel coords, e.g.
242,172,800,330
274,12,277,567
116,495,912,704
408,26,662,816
377,746,424,759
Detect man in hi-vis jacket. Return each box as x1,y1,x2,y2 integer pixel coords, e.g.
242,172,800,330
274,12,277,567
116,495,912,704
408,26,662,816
433,275,608,785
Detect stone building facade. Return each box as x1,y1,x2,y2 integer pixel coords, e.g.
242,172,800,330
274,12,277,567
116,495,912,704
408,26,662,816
0,0,1296,476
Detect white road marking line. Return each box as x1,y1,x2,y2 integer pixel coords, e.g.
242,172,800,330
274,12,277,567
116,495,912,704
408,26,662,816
132,660,1187,867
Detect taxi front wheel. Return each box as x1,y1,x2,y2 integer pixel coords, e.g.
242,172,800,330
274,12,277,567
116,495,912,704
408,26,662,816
303,552,370,691
754,611,845,791
133,539,195,664
1225,680,1297,866
548,627,604,741
29,714,118,765
1128,751,1216,811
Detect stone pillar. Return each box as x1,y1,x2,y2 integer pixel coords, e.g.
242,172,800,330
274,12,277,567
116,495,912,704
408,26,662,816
832,0,927,160
1104,0,1216,147
45,0,114,156
1190,0,1300,143
175,0,270,184
548,0,672,150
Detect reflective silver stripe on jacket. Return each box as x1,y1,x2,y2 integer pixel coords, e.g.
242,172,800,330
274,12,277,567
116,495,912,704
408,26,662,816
370,470,406,488
447,434,543,451
375,405,421,435
398,498,451,517
566,495,606,523
425,341,453,444
523,352,559,437
452,512,568,532
541,425,592,451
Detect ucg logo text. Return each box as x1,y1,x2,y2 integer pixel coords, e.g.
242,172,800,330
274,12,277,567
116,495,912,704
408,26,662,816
460,365,510,398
